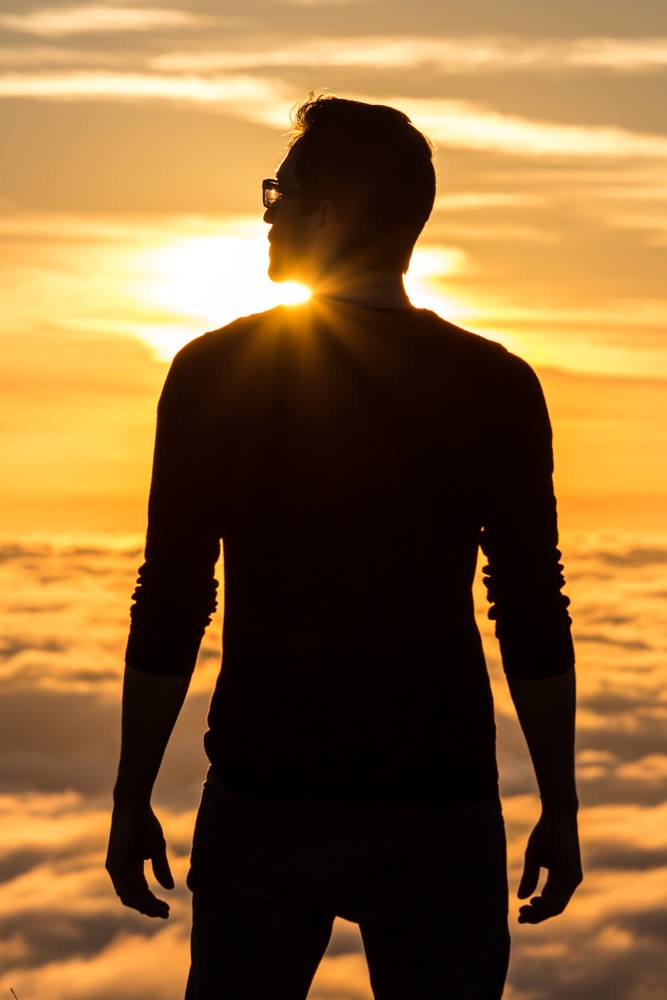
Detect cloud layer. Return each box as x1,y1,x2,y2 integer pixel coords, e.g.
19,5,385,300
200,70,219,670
0,529,665,997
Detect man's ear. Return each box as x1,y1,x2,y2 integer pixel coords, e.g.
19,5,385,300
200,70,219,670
313,198,339,231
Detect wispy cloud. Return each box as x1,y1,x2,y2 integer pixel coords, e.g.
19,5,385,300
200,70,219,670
392,95,667,159
150,35,667,74
0,46,134,67
3,73,667,162
0,71,291,124
3,32,666,74
0,5,205,37
482,165,667,185
568,37,667,71
434,192,548,210
585,207,667,246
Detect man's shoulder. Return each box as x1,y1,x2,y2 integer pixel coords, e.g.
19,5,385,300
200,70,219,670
175,304,287,368
428,314,536,380
173,304,539,391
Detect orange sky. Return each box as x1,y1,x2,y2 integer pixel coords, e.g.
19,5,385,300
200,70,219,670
1,5,667,535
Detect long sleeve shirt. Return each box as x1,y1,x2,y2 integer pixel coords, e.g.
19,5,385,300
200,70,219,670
124,294,575,805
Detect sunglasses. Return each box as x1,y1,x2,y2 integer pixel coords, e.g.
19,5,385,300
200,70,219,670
262,178,318,210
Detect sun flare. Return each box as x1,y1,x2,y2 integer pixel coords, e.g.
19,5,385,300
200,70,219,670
130,226,310,359
127,221,471,360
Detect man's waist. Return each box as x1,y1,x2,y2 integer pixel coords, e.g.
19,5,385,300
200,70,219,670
223,621,481,660
203,744,500,808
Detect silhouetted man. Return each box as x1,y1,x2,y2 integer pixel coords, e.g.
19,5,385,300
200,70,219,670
106,94,583,999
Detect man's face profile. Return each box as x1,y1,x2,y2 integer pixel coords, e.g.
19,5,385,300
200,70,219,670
263,146,339,288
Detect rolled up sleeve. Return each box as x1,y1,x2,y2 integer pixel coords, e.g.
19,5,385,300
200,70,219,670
124,342,221,677
478,354,575,680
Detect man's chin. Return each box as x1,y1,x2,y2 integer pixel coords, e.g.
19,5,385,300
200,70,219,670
268,258,301,284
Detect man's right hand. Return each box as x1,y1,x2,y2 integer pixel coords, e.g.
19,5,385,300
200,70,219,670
517,809,583,924
105,802,174,919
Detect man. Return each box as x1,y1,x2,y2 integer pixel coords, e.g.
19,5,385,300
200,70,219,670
106,94,583,999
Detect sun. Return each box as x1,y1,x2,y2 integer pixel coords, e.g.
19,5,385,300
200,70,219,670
130,220,310,359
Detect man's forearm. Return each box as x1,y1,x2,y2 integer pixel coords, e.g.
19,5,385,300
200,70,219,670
506,667,579,815
112,663,192,807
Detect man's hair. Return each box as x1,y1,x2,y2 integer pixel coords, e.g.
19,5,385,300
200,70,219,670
286,92,436,274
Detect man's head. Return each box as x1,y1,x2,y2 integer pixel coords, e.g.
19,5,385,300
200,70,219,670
263,93,436,288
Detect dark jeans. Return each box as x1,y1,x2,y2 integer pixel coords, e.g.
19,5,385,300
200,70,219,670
185,765,510,999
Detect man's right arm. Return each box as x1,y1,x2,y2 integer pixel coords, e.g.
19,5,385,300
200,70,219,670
107,339,221,918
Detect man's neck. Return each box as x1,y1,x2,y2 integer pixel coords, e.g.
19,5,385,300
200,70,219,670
311,270,411,309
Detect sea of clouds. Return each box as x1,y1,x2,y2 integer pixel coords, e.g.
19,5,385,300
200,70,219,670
0,527,665,999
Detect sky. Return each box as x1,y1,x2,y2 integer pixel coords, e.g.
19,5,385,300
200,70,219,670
0,2,666,998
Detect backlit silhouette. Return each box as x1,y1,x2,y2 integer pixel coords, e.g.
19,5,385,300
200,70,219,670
106,93,583,1000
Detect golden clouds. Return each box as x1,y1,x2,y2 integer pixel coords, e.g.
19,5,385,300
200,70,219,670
152,35,667,74
0,6,204,38
0,531,666,997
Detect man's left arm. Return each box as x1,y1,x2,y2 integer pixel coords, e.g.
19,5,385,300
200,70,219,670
106,340,221,918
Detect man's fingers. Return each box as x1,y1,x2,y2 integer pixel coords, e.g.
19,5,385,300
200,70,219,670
120,889,170,918
111,866,170,918
518,872,581,924
517,866,540,899
151,843,174,890
517,845,541,899
516,812,583,923
518,893,567,923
